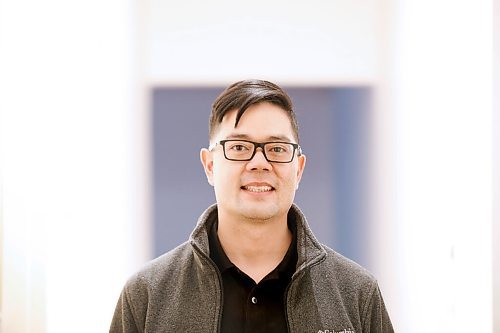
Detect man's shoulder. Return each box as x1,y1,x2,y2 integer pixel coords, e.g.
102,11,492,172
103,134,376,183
296,244,382,317
125,241,195,288
315,244,377,288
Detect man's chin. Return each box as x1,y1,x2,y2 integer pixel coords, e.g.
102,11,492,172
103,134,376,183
239,205,282,222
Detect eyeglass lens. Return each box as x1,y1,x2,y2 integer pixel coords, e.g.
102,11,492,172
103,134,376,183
223,140,296,162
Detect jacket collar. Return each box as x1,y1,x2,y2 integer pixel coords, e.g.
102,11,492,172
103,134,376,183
189,203,327,273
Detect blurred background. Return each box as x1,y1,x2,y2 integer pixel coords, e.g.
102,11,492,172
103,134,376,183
0,0,498,332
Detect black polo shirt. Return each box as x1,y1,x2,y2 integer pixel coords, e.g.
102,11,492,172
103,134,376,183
208,214,297,333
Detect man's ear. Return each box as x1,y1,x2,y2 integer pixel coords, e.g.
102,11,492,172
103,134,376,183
200,148,214,186
295,154,306,189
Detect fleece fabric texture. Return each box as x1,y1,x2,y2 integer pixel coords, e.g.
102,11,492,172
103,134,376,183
110,204,394,333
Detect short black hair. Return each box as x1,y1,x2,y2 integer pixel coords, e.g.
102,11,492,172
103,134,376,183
209,79,299,142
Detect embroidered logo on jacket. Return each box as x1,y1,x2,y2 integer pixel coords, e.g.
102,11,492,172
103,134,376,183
317,329,355,333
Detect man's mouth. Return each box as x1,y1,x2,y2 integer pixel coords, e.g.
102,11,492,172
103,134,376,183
241,185,275,193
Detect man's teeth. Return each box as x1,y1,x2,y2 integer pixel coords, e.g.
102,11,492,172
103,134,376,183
242,185,273,192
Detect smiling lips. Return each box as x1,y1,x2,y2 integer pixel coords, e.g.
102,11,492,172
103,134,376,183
241,183,275,193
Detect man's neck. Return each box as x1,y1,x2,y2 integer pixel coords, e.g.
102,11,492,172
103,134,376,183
216,212,292,284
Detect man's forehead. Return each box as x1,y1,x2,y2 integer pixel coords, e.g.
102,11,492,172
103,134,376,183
224,133,294,142
212,123,297,143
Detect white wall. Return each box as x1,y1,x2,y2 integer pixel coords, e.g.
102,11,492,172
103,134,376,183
494,0,500,330
374,0,494,331
144,0,383,86
0,0,150,332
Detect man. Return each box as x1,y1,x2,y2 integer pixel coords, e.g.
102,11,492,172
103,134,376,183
110,79,394,332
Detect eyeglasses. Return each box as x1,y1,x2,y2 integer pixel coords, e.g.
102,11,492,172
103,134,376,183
209,139,302,163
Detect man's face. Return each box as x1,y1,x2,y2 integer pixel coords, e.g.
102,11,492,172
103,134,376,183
200,102,306,223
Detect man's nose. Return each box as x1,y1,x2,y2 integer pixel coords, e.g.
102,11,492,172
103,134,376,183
246,148,272,171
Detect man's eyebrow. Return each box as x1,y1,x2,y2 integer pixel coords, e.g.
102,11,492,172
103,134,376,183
225,133,292,142
225,133,251,140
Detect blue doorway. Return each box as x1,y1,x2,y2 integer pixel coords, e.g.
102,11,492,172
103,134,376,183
151,86,373,268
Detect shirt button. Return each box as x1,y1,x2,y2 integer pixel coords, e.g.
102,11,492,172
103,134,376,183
251,296,257,304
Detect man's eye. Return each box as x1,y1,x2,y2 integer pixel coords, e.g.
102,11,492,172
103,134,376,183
269,146,287,153
231,144,248,151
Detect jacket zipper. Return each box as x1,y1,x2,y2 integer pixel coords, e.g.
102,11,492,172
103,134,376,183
284,254,328,333
191,243,224,333
284,269,302,333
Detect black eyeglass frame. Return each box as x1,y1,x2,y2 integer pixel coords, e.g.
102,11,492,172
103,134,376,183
210,139,303,163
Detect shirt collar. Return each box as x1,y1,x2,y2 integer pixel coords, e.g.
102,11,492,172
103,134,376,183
208,213,234,272
208,211,298,280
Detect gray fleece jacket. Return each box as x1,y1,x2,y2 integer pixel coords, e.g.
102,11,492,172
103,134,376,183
110,204,394,333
